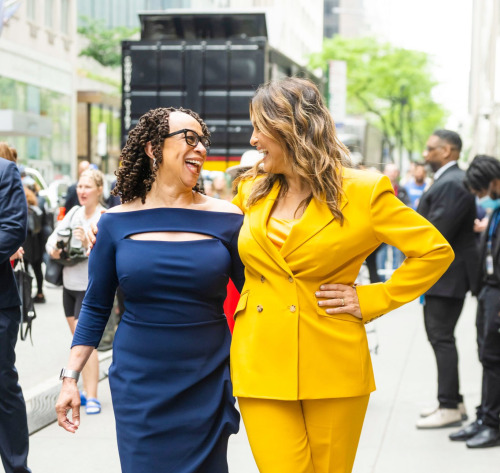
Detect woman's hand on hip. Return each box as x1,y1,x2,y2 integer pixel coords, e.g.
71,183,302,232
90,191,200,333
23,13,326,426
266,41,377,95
315,283,362,319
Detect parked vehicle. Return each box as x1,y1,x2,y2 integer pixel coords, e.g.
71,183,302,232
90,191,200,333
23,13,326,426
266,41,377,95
121,11,321,172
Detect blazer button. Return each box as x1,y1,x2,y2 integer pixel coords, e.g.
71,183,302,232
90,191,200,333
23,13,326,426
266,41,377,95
257,305,263,313
288,276,293,283
260,275,265,283
290,305,296,313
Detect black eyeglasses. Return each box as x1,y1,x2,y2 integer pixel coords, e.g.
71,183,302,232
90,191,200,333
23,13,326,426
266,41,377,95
165,128,211,150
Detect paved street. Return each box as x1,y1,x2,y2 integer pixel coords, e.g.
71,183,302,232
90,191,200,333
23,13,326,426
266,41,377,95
5,284,499,472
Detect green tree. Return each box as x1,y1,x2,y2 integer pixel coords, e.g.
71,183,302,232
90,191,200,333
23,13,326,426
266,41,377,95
78,16,139,68
310,36,447,161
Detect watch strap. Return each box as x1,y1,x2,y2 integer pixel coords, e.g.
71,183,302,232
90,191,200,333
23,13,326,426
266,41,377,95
59,368,80,382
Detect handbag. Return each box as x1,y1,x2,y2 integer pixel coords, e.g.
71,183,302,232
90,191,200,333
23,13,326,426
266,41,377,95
14,259,37,343
45,257,63,286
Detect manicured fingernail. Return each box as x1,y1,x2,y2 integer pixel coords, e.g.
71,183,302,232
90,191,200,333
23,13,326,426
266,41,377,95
320,285,325,290
315,291,320,296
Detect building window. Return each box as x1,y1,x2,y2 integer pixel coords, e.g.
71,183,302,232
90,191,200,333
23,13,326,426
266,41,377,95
45,0,54,29
26,0,36,21
61,0,70,35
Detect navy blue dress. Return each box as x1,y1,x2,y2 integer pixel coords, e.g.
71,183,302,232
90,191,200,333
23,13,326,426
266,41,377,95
72,208,245,473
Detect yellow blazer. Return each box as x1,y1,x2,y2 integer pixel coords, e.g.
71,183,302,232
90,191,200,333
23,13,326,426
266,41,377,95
230,167,454,400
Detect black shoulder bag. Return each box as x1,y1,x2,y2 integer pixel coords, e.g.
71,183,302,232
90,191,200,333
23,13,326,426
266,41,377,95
14,258,37,343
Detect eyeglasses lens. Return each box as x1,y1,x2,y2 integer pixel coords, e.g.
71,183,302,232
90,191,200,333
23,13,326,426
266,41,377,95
185,131,210,149
185,132,197,147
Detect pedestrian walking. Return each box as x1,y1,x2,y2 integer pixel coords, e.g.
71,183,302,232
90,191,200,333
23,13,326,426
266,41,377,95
230,77,454,473
0,156,31,473
56,108,245,473
405,162,428,210
48,169,106,415
64,160,90,213
416,130,480,429
448,155,500,448
0,142,15,163
22,186,47,303
376,163,410,281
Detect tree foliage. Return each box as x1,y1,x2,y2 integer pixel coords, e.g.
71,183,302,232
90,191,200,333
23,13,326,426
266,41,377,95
78,16,139,68
310,36,447,160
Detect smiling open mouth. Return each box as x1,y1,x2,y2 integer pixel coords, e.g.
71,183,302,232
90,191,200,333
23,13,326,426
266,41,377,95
185,159,203,173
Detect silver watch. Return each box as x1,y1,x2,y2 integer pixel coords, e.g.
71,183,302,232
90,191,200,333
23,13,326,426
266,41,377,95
59,368,80,382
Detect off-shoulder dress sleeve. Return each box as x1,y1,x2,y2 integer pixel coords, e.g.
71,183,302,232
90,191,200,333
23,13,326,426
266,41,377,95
71,214,119,348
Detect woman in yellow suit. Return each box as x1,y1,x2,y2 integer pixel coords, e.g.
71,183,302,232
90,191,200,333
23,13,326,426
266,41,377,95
230,77,454,473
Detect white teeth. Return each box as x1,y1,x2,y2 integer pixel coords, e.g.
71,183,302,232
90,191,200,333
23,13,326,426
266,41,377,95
185,160,201,167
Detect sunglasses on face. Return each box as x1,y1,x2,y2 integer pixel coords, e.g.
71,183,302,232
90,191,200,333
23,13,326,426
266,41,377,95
165,128,211,150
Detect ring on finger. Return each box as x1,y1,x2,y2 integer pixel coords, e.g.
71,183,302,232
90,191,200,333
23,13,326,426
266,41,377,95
341,298,345,307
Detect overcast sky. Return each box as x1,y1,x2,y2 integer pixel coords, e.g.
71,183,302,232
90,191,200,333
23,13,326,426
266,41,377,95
366,0,474,128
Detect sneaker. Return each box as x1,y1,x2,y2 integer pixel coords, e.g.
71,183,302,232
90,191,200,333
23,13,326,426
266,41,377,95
33,293,45,303
416,408,462,429
420,402,467,421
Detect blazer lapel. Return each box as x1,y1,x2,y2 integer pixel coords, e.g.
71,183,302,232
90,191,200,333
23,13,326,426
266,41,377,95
249,182,292,275
280,191,348,259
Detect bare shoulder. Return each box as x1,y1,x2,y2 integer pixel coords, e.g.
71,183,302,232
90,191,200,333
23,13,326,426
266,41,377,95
105,200,142,213
200,195,242,215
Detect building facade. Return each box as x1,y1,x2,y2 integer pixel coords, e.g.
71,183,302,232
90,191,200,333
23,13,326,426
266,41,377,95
78,0,225,29
469,0,500,157
0,0,77,180
78,0,323,66
324,0,340,38
226,0,323,65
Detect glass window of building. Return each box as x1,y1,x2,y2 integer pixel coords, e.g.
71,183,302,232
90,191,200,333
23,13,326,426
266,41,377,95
45,0,54,29
0,77,72,177
61,0,70,35
27,0,36,21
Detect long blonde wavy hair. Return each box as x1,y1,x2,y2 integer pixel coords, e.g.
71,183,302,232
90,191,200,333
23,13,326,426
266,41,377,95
236,77,352,223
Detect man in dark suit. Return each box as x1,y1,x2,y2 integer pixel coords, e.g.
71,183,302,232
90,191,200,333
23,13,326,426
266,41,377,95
0,157,31,472
416,130,479,429
449,155,500,448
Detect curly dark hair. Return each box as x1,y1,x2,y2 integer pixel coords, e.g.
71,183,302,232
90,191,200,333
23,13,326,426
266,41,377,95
112,107,210,203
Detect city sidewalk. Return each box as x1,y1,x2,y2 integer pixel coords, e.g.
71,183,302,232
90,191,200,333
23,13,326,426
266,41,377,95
8,285,499,472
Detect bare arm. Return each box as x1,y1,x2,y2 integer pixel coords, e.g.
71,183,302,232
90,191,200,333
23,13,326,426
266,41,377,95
55,345,95,433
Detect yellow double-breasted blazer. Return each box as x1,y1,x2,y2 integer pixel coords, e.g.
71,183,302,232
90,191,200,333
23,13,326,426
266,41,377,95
230,167,454,400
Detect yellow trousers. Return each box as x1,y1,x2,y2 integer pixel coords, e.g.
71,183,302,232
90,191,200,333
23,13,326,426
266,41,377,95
238,395,370,473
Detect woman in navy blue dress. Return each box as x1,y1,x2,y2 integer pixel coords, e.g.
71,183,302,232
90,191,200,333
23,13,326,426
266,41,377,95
55,108,244,473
